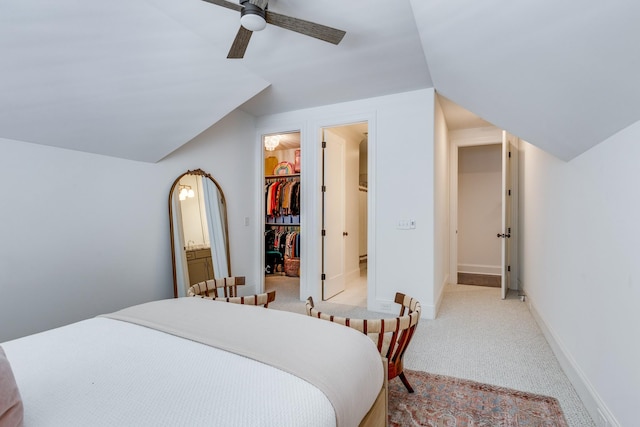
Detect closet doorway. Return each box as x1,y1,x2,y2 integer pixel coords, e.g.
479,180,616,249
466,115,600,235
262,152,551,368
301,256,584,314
263,131,301,299
321,122,368,305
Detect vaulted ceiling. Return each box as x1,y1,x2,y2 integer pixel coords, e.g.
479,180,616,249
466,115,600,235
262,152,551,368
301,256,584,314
2,0,638,162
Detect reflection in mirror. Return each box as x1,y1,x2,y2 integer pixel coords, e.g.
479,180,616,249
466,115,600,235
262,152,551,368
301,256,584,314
169,169,231,298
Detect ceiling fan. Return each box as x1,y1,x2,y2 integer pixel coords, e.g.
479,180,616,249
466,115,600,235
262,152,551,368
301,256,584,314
202,0,346,58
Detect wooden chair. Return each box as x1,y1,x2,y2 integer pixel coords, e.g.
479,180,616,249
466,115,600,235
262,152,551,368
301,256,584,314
187,276,245,298
193,291,276,308
305,292,421,393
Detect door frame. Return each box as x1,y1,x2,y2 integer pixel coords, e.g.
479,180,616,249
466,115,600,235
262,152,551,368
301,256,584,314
313,114,375,307
449,126,518,293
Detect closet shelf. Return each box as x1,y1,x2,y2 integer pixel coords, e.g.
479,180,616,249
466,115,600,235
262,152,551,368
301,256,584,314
265,173,300,179
266,223,300,226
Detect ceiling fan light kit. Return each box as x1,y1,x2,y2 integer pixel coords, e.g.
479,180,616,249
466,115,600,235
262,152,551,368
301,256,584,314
203,0,346,59
240,1,267,31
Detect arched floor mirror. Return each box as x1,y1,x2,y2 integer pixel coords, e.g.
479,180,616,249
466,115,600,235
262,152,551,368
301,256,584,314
169,169,231,298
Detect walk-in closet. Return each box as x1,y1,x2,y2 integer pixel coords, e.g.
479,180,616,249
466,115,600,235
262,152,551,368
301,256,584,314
263,132,301,295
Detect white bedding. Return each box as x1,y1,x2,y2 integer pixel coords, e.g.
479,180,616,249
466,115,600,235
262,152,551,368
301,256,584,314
2,317,337,426
2,298,384,427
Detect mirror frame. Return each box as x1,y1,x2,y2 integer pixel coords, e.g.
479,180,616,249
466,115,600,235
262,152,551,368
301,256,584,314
168,168,231,298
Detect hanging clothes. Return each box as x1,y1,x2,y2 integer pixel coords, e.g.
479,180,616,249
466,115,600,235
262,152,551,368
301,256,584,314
265,176,300,275
265,227,300,260
265,177,300,222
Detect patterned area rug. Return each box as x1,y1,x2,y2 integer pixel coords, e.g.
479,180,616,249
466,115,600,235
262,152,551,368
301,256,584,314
388,370,569,427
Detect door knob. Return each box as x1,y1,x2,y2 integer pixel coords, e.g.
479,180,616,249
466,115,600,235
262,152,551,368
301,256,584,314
343,232,348,236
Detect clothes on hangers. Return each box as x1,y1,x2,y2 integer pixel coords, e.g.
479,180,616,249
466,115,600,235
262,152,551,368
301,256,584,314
265,227,300,259
265,178,300,218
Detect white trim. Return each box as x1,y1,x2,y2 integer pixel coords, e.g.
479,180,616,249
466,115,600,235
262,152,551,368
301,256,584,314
527,294,620,427
509,137,519,291
450,126,503,146
421,303,437,320
432,273,449,318
449,140,459,286
422,272,448,320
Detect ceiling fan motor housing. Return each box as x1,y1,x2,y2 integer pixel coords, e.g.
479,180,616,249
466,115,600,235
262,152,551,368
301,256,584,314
240,1,267,31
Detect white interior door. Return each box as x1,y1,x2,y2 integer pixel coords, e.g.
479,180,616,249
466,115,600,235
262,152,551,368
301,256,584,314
322,134,346,300
500,131,516,299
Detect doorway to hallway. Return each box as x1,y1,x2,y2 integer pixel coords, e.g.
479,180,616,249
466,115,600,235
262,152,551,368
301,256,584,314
440,94,518,299
457,144,503,287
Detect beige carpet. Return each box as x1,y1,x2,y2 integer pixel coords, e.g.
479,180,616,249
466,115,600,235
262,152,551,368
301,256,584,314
266,279,595,427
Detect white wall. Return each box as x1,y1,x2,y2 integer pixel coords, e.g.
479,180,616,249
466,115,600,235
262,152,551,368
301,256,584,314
518,121,640,426
0,109,259,342
256,89,437,316
433,97,449,311
168,111,260,295
457,144,502,275
1,88,440,339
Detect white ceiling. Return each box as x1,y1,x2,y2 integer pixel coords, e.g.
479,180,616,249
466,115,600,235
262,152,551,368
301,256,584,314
2,0,639,162
411,0,640,160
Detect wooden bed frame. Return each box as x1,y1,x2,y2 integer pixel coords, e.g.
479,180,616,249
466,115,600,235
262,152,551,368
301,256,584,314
360,358,388,427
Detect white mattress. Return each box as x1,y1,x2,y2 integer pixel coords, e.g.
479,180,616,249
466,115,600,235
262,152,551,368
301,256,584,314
2,317,336,427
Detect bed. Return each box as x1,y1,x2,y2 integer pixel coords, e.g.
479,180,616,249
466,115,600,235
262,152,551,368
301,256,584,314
1,298,386,427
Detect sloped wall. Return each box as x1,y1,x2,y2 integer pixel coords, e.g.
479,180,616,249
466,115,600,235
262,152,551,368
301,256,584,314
0,109,259,341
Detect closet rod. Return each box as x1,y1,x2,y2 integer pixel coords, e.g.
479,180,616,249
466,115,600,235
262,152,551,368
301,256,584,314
265,225,300,231
265,174,300,180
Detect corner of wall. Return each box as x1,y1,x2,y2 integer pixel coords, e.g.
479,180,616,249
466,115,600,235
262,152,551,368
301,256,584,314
421,303,437,320
432,274,448,319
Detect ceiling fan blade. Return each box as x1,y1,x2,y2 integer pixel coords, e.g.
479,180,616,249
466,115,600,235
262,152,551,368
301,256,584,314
249,0,269,9
200,0,242,12
227,26,253,59
266,11,346,45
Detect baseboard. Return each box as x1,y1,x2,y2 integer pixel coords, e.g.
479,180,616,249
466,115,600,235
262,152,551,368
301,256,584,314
527,294,620,427
433,274,448,318
421,302,437,320
457,263,501,276
420,274,449,320
372,274,447,320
